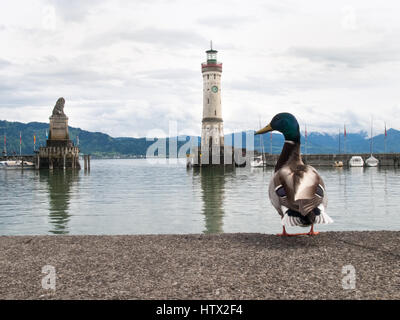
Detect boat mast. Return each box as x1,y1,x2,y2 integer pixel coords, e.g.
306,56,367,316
270,132,272,155
3,132,6,156
370,117,373,155
258,116,265,166
304,124,307,156
384,121,387,154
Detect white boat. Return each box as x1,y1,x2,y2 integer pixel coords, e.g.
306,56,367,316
348,156,364,167
250,156,265,167
0,160,35,169
365,155,379,167
365,119,379,167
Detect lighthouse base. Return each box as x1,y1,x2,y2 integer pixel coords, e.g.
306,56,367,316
191,146,248,168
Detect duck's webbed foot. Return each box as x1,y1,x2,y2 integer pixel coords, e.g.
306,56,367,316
306,224,319,236
277,226,291,237
277,225,320,237
277,226,305,237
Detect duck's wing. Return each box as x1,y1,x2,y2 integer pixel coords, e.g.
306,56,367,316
268,176,284,217
272,165,332,224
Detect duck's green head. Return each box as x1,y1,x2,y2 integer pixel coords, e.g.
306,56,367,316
256,112,300,143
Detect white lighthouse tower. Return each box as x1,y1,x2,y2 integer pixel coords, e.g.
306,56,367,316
201,43,224,150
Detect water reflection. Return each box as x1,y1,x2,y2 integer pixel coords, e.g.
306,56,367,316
40,170,79,234
349,166,364,175
2,159,400,235
382,168,388,214
194,167,230,234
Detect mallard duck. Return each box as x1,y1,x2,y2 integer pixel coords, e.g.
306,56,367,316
256,113,333,236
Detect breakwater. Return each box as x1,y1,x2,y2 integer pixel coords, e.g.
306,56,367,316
261,153,400,167
3,153,399,168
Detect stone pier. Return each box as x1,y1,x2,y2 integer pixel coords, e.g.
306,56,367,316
37,98,80,170
38,145,80,170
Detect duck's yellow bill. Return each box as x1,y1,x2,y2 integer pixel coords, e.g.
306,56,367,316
255,123,273,135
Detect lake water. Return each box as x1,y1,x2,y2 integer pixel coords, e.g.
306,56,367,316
0,159,399,235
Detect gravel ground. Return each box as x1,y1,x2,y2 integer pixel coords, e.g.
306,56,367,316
0,231,399,300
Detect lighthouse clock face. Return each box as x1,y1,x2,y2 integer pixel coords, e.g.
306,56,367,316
211,86,218,93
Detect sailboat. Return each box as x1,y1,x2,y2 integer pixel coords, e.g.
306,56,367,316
365,118,379,167
250,155,265,167
251,118,266,168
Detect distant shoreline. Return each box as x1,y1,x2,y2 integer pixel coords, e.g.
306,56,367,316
2,119,400,156
1,231,399,300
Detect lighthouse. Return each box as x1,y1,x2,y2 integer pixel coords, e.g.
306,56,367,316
201,43,224,149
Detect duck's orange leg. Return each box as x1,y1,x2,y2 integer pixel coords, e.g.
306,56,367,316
307,224,319,236
277,226,305,236
277,226,291,236
277,225,319,237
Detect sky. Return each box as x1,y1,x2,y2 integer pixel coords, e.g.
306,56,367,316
0,0,399,138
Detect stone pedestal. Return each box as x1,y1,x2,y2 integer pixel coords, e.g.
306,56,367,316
49,115,69,141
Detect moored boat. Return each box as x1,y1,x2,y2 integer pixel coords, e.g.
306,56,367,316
250,156,265,167
333,161,343,167
366,119,379,167
365,155,379,167
348,156,364,167
0,160,35,169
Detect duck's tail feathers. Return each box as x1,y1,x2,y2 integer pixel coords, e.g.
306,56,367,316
281,214,304,227
281,204,333,227
314,211,334,225
314,204,334,225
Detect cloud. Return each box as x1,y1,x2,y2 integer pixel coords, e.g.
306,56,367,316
0,58,11,68
197,15,253,29
46,0,107,22
0,0,400,137
261,1,298,15
85,27,207,50
226,76,286,95
287,43,400,68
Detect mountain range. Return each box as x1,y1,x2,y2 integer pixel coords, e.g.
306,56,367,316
1,120,399,157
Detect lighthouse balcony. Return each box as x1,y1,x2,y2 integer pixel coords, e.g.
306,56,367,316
201,62,222,72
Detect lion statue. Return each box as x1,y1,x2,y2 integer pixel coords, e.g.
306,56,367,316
52,97,66,116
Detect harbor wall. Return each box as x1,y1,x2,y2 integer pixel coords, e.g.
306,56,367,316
260,153,400,167
3,153,400,168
